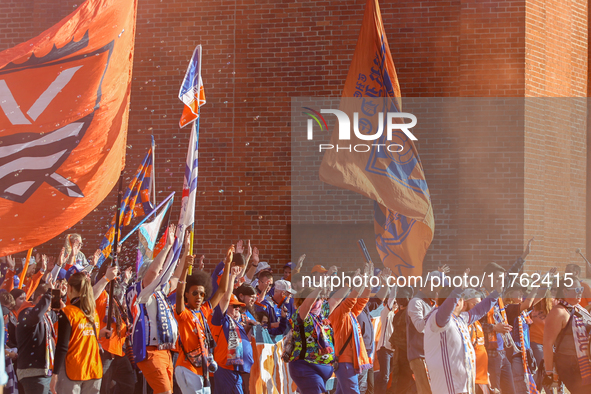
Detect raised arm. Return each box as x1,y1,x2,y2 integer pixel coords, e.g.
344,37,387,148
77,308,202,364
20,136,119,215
93,266,119,301
244,245,259,284
466,290,499,325
142,224,175,288
219,264,240,315
176,255,194,315
298,287,322,320
435,287,463,327
169,230,192,293
208,245,234,310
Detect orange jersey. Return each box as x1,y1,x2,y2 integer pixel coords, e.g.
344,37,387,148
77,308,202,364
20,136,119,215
96,291,127,357
174,302,213,376
61,305,102,381
470,320,489,385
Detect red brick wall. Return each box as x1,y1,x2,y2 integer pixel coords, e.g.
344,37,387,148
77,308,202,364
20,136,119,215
1,0,588,277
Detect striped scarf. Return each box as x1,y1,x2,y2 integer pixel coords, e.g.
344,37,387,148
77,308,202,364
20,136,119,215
517,311,539,394
453,314,476,394
486,297,508,348
350,312,371,372
557,299,591,385
44,314,55,374
226,315,244,365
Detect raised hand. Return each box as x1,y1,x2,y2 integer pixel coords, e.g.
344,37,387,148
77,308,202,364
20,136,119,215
166,224,176,246
522,237,535,259
196,255,205,270
236,240,244,255
252,247,260,265
295,254,306,273
230,265,241,277
184,229,191,251
6,255,15,271
246,240,252,260
122,266,133,283
438,264,450,274
224,245,235,265
58,247,67,267
327,265,338,276
184,255,195,270
41,254,48,272
106,266,119,282
92,249,101,266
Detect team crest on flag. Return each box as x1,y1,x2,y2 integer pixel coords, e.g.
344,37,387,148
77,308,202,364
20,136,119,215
0,0,138,255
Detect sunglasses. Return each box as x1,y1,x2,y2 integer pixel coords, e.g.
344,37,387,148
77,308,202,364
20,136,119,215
567,287,584,295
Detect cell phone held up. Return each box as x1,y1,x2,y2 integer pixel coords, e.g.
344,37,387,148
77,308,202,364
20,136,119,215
51,289,61,309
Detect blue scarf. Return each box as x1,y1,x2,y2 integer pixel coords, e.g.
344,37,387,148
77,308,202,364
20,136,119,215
226,315,244,365
350,312,371,372
154,291,177,349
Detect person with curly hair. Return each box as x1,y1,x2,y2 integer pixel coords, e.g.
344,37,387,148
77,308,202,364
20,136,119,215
175,248,233,394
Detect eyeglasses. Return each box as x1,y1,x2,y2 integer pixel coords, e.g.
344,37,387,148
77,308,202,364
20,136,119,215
568,287,584,295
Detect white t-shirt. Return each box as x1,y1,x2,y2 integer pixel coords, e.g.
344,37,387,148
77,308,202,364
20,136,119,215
424,310,474,394
377,304,396,351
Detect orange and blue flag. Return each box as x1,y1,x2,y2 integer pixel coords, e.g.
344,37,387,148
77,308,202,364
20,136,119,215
179,45,206,128
319,0,434,277
0,0,138,256
97,148,154,267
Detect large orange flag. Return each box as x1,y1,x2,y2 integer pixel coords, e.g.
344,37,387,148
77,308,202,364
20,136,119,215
319,0,434,277
0,0,138,256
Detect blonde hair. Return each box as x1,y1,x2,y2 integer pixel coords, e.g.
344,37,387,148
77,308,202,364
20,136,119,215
64,233,83,257
68,272,96,328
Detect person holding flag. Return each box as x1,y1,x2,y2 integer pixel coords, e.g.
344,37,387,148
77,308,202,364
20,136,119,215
125,224,187,394
209,246,255,394
174,246,234,394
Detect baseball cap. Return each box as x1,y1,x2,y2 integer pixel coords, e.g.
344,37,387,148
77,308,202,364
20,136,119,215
229,294,246,307
254,261,271,276
274,280,296,294
283,262,292,269
311,265,328,274
65,266,80,281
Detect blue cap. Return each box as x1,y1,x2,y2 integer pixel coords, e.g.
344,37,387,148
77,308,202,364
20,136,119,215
65,266,81,281
56,268,67,281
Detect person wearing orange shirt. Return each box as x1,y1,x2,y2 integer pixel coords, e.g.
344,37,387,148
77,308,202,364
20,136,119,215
328,264,372,394
175,248,234,394
50,272,110,394
210,246,254,394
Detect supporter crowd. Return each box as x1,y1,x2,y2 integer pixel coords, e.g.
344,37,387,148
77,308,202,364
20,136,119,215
1,232,591,394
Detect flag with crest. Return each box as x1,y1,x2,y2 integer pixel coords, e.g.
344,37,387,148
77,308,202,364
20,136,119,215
0,0,138,256
318,0,434,277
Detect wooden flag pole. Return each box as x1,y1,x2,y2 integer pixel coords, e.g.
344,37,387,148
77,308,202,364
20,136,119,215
106,174,124,339
18,248,33,289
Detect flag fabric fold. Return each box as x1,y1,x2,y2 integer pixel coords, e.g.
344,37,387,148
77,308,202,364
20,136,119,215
96,148,154,267
318,0,434,277
0,0,138,256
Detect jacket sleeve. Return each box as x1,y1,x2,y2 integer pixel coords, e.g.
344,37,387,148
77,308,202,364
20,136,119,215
18,292,51,329
408,299,427,333
53,312,72,375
